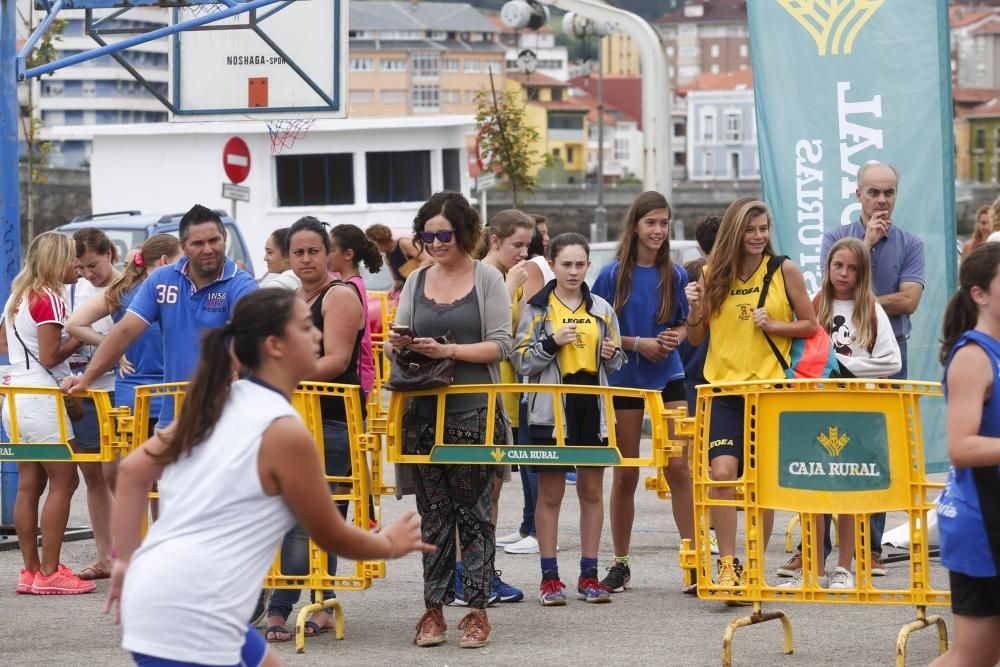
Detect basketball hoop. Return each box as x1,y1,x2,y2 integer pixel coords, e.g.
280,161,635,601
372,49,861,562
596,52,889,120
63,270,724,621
179,3,225,19
265,118,315,153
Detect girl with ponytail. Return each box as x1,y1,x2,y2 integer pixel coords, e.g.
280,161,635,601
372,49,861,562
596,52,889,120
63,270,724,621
108,289,433,667
931,243,1000,666
329,223,382,394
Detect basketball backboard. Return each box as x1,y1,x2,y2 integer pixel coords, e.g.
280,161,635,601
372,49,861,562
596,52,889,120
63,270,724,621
169,0,347,121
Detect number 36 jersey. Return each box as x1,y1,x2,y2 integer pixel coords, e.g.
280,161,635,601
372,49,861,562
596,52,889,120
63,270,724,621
128,257,258,425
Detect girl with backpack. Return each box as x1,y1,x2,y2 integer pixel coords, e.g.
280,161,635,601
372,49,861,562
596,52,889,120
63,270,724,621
685,198,819,604
512,233,626,606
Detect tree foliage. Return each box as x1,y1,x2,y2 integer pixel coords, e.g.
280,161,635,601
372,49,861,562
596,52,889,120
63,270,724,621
474,77,544,206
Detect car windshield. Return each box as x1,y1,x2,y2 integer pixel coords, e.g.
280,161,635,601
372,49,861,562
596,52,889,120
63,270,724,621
82,228,147,264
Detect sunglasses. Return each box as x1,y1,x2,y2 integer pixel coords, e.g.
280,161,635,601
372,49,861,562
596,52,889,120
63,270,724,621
419,230,454,244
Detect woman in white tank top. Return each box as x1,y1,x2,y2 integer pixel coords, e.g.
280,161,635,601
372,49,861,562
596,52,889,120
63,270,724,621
106,289,432,667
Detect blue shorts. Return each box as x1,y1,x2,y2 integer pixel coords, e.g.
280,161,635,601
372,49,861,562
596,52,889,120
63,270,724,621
131,624,266,667
71,393,113,453
707,395,745,473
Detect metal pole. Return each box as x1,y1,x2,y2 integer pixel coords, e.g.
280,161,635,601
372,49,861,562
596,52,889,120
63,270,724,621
1,0,23,528
594,44,606,243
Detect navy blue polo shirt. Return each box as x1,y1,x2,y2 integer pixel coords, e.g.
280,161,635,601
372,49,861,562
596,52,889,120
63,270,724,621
820,220,925,338
127,257,258,424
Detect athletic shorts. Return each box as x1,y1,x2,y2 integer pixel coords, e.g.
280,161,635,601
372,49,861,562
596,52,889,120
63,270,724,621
529,390,606,474
72,393,113,453
707,395,746,472
612,379,687,410
131,624,266,667
950,570,1000,617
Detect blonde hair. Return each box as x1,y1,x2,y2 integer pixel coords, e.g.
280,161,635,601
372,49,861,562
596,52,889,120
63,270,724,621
991,197,1000,234
704,198,775,317
817,237,878,350
7,232,76,319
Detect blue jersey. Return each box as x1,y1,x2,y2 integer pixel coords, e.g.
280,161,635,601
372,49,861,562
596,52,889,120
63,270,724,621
113,285,165,415
940,330,1000,577
591,260,689,390
127,257,258,424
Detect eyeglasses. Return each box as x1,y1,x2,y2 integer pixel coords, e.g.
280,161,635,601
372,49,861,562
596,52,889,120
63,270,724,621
419,230,454,244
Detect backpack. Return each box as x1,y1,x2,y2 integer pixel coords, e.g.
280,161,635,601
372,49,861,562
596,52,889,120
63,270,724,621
757,256,840,379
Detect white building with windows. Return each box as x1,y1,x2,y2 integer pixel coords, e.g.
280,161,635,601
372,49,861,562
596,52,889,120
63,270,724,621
491,17,570,82
46,116,474,260
16,2,169,167
684,71,759,181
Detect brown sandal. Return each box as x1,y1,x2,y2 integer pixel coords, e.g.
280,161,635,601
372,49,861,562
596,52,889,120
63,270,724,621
78,563,111,581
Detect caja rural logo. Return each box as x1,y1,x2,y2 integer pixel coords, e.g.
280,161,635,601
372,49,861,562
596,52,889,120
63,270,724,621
778,0,885,56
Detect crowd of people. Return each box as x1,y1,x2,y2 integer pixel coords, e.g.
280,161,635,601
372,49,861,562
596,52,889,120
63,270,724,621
6,160,1000,664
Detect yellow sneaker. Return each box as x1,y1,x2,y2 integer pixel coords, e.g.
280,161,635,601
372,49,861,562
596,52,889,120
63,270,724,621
716,556,751,607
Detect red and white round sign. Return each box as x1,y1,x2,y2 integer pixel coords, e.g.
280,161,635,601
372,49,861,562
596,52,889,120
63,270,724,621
222,137,251,184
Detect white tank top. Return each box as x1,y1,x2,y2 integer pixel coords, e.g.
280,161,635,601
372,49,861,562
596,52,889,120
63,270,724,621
121,378,299,664
529,255,555,284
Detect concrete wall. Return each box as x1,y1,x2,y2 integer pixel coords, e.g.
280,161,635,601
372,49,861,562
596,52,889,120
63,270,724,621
18,166,91,241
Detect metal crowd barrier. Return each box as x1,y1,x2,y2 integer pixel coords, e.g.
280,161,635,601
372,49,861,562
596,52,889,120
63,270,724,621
0,387,126,462
131,381,384,654
385,383,685,466
676,379,948,667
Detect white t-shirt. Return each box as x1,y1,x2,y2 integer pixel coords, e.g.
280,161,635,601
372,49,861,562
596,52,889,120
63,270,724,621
67,278,116,391
121,380,299,665
529,255,555,284
828,298,901,378
987,231,1000,244
258,269,300,291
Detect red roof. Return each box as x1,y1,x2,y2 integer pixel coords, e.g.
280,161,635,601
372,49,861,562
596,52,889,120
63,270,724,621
568,74,643,128
973,19,1000,34
509,71,569,87
970,97,1000,116
654,1,747,25
954,87,1000,105
952,10,996,28
679,68,754,94
531,99,589,112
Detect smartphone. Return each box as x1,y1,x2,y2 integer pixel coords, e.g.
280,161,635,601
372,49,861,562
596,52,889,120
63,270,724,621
391,324,414,338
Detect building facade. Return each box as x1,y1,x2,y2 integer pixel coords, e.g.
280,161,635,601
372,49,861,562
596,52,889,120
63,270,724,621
967,98,1000,184
654,0,750,88
507,73,588,184
600,32,641,77
685,86,758,181
959,20,1000,89
493,17,570,82
347,2,506,117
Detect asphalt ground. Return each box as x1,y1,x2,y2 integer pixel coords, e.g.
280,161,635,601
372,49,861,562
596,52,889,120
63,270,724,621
0,451,952,667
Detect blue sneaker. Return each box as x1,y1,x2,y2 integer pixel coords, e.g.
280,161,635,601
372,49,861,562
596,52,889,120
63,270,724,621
577,568,612,603
492,570,524,603
539,578,567,606
566,471,577,484
449,567,500,607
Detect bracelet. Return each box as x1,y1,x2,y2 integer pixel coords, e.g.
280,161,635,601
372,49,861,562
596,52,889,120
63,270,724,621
632,336,640,353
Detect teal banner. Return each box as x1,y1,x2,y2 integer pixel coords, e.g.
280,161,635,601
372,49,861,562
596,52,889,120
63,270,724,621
778,411,890,492
428,445,622,466
748,1,955,471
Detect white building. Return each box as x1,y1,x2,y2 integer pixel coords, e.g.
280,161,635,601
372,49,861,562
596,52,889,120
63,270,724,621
16,2,170,167
491,16,570,81
684,70,759,181
46,115,474,261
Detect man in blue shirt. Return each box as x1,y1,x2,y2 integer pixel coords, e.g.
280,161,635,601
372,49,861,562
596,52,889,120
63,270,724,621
819,161,925,576
63,205,258,425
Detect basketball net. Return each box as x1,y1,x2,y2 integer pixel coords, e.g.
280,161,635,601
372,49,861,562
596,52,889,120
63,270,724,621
179,3,225,19
265,118,315,153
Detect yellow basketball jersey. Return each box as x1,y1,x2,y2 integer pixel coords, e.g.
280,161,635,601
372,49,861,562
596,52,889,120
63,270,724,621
704,256,794,383
500,285,524,426
548,292,600,376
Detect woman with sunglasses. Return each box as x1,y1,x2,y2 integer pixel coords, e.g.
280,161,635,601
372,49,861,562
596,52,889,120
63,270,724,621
387,191,513,650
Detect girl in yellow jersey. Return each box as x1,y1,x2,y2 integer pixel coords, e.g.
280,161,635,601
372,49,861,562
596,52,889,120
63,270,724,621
512,233,626,606
684,199,819,602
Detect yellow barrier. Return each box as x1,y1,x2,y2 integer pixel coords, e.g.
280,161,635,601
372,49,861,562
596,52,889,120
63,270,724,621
385,383,685,466
677,379,949,667
0,387,127,462
131,381,385,654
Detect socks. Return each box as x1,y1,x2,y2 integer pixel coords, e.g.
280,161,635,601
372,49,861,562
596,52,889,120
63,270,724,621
540,557,559,580
580,557,598,577
614,554,630,566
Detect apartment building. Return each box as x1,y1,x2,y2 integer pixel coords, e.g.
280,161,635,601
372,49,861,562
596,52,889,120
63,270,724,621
653,0,750,88
600,32,641,77
960,19,1000,89
951,4,1000,86
507,73,588,184
684,69,759,181
967,97,1000,183
491,16,570,81
347,2,506,117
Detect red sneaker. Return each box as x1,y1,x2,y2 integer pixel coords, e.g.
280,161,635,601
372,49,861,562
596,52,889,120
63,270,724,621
16,569,37,594
31,565,97,595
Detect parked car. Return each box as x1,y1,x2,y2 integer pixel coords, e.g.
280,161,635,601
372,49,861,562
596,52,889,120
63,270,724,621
56,210,255,276
585,239,703,286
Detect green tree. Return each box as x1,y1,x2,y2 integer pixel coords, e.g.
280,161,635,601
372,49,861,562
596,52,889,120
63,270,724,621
475,73,545,207
18,9,66,240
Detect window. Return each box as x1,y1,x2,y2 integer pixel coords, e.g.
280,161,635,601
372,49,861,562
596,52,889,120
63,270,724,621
465,89,480,104
703,151,715,175
412,53,440,78
430,30,447,40
464,59,480,73
710,44,720,58
366,151,431,203
548,113,584,130
976,128,987,150
976,160,986,183
412,85,440,111
442,59,460,72
552,147,561,159
566,146,575,163
442,148,462,192
380,30,420,40
380,59,406,72
275,153,355,207
350,58,373,72
710,64,720,74
82,81,97,97
724,112,742,142
614,137,629,161
674,151,686,166
673,121,685,137
42,82,64,96
441,89,461,104
667,45,675,57
550,87,564,101
381,89,407,104
739,43,749,58
701,111,716,142
351,89,374,104
995,128,1000,153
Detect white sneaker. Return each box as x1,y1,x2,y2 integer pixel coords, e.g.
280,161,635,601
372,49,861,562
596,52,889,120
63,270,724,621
700,529,719,555
827,567,855,590
777,568,828,589
496,530,525,546
504,535,540,554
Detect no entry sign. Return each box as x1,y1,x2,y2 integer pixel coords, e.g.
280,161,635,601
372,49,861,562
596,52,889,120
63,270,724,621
222,137,251,184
